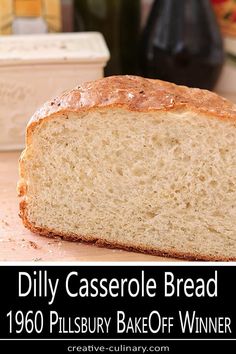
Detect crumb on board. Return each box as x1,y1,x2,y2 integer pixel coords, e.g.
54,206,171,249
29,240,40,249
1,219,9,226
33,258,43,262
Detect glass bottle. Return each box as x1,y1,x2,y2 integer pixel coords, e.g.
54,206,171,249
140,0,224,90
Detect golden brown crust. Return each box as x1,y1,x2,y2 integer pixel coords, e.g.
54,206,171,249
19,200,235,262
28,75,236,128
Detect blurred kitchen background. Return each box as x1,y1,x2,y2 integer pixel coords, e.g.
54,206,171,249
0,0,236,150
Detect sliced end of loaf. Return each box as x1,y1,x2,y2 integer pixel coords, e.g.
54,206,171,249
19,108,236,261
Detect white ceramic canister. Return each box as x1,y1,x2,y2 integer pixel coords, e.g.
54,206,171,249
0,32,110,150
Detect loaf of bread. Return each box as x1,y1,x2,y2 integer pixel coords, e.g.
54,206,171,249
18,76,236,261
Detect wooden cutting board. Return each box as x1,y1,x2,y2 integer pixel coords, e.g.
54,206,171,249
0,151,181,262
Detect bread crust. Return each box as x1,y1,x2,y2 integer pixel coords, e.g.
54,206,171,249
28,75,236,124
19,76,236,261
